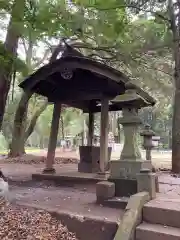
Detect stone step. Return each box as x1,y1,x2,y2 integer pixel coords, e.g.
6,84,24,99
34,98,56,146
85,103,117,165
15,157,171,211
136,222,180,240
16,202,119,240
101,197,129,209
32,172,108,185
143,199,180,228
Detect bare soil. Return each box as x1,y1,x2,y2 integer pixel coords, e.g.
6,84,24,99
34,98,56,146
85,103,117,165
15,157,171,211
9,183,122,222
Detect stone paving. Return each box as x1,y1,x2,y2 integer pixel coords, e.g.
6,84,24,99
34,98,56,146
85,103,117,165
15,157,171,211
0,163,123,224
0,158,179,219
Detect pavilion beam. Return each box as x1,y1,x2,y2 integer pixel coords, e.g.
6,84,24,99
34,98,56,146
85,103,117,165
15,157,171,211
87,111,94,146
43,103,61,173
99,98,109,173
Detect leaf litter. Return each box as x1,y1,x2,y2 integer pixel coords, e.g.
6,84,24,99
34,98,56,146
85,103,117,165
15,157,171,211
0,203,78,240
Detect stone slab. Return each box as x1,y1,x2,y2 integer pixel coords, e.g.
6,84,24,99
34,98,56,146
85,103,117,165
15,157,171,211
143,199,180,228
136,222,180,240
110,160,152,179
32,172,108,185
100,197,129,210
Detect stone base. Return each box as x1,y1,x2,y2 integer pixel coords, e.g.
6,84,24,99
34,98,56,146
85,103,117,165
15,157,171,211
109,178,137,197
78,163,110,174
78,162,93,173
155,175,159,192
96,181,115,203
110,160,152,180
42,168,56,174
78,146,112,173
137,170,157,199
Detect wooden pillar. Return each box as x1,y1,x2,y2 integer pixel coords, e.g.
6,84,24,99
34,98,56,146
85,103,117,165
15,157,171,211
43,103,61,173
100,99,109,173
87,111,94,146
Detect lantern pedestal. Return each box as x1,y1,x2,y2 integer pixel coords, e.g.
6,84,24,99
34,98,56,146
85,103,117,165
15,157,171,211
109,160,152,197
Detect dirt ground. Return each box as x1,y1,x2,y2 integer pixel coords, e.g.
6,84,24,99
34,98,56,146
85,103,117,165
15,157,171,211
1,147,172,169
0,148,177,240
0,160,179,200
0,160,123,223
34,148,172,170
0,148,177,228
9,183,123,223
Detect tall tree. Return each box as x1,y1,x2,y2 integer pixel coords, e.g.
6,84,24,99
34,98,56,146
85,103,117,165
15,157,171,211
79,0,180,173
0,0,26,130
9,0,73,156
168,0,180,173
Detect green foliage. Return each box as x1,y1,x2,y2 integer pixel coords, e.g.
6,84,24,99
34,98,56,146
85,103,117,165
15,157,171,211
0,40,28,75
0,0,12,12
36,106,85,140
0,0,174,149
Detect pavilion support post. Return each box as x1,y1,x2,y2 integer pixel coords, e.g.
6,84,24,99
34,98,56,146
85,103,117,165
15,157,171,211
87,111,94,146
43,103,61,173
99,98,109,174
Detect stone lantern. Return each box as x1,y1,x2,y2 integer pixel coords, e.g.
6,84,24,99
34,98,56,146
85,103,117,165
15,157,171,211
111,82,148,162
140,124,156,161
108,82,153,197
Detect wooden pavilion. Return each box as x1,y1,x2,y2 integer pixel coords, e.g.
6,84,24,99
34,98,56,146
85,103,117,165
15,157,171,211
19,45,155,174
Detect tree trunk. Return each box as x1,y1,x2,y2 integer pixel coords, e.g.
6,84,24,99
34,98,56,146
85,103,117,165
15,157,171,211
39,137,44,149
112,112,117,136
9,92,48,156
61,116,65,140
10,40,66,156
24,100,48,143
9,33,34,157
117,120,121,143
169,0,180,173
9,91,31,157
0,0,25,130
172,87,180,172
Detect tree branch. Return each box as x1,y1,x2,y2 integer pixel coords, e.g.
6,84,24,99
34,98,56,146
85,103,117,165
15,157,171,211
86,3,170,23
33,48,51,68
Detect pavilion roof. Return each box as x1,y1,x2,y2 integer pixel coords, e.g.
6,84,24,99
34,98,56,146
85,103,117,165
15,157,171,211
19,46,156,112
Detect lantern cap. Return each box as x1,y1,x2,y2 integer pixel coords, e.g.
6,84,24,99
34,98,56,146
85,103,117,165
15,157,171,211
125,81,137,90
112,81,150,107
140,124,156,137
